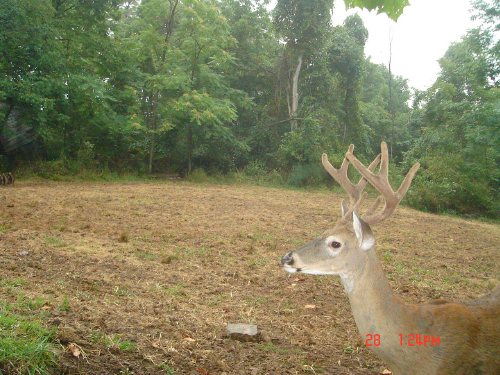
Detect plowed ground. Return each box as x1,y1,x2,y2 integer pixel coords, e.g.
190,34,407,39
0,181,498,374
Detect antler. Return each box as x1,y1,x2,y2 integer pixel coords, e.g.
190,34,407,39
322,144,381,220
346,141,420,225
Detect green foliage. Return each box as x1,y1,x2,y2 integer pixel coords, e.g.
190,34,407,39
274,0,333,53
1,0,497,217
90,331,136,352
328,15,369,146
0,299,58,374
344,0,410,20
287,163,329,187
403,2,499,218
244,160,269,177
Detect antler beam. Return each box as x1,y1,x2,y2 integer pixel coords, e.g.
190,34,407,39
346,141,420,224
322,144,381,222
321,144,381,208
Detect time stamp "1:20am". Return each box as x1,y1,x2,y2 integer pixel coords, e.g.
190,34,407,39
366,333,441,347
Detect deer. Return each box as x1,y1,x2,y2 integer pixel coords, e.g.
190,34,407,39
281,142,499,375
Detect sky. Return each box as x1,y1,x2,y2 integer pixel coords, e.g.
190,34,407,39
268,0,477,90
330,0,476,90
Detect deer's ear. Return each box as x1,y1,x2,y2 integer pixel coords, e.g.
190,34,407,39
353,212,375,251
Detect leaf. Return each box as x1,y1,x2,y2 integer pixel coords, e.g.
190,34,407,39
67,343,82,358
344,0,410,21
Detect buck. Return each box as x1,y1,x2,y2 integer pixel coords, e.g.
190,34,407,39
281,142,499,375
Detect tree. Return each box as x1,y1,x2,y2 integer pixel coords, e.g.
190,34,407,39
404,1,499,217
274,0,334,131
126,0,180,173
328,14,368,147
0,0,138,168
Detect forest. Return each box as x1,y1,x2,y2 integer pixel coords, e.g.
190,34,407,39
0,0,498,218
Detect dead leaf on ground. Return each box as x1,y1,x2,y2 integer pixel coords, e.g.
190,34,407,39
67,343,82,358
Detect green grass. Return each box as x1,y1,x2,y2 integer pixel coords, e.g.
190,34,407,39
0,278,27,289
58,296,71,312
90,332,136,352
0,301,58,374
164,284,186,298
16,295,47,312
255,342,301,355
134,250,157,261
111,286,134,297
43,235,66,248
158,363,176,375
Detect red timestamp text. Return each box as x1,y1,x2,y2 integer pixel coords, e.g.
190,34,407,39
365,333,381,347
399,333,441,347
365,333,441,347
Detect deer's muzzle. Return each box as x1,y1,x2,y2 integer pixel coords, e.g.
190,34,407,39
281,252,294,266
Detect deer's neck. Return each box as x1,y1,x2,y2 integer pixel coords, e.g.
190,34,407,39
341,249,409,360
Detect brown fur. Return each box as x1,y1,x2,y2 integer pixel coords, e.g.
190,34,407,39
284,219,500,375
283,143,499,374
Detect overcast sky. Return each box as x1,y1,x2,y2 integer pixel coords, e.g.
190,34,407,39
268,0,476,90
331,0,476,90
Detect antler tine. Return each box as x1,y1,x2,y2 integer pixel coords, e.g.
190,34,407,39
322,144,360,205
346,141,420,225
322,145,381,222
356,153,381,192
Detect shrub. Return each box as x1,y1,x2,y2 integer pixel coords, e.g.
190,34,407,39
286,163,329,187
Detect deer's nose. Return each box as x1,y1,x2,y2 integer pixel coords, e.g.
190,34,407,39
281,252,294,266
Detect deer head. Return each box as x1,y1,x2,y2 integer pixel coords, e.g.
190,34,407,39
281,142,420,286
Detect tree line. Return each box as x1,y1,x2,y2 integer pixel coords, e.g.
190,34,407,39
0,0,498,217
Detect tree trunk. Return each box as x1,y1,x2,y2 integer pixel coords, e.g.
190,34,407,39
148,132,155,174
147,94,157,174
187,123,193,175
289,53,303,131
388,36,394,158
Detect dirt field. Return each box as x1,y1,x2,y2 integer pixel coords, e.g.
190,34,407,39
0,181,499,374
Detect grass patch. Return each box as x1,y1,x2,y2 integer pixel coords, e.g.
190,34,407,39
158,363,176,375
165,284,186,298
59,296,71,312
0,278,27,289
207,293,228,307
248,258,270,268
0,300,58,374
152,283,186,299
90,332,136,352
112,286,134,297
44,235,66,248
16,295,47,312
174,246,209,259
383,250,393,263
134,250,157,261
245,296,270,307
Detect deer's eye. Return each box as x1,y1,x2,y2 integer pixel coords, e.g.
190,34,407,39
330,241,341,249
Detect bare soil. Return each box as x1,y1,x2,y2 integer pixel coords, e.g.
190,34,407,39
0,181,499,375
